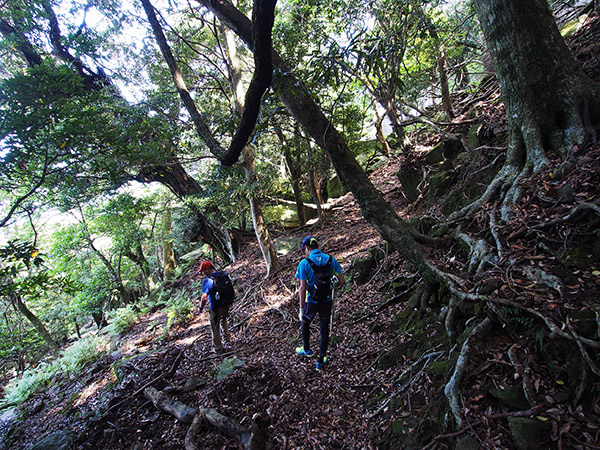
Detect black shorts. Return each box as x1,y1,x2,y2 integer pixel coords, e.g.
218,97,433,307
303,301,332,322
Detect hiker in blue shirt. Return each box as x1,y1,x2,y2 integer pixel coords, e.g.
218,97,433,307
295,236,345,370
198,260,233,353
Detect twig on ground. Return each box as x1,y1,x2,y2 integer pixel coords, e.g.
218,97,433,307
101,348,184,418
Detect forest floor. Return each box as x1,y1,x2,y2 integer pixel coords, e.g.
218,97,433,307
4,141,600,449
3,157,428,450
3,11,600,450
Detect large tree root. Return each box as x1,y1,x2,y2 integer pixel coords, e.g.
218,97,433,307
447,163,519,224
454,228,497,273
533,201,600,229
444,317,492,428
144,387,267,450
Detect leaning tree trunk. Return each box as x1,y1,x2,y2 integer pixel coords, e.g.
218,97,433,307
474,0,600,215
223,25,280,277
12,293,59,356
198,0,437,282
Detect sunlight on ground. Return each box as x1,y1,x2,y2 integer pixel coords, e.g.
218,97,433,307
73,378,110,407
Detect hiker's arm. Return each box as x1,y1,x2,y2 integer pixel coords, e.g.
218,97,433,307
336,273,345,287
199,292,209,310
298,279,307,309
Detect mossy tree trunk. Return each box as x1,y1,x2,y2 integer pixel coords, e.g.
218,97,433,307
162,207,176,282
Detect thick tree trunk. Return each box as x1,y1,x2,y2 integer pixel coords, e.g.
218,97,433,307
223,26,280,276
197,0,437,281
474,0,600,171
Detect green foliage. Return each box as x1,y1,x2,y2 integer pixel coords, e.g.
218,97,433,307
106,305,140,336
1,335,106,406
164,291,193,333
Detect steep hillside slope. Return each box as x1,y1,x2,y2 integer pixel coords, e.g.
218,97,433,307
3,12,600,450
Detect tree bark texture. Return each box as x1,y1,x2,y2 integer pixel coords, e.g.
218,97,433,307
197,0,437,282
474,0,600,171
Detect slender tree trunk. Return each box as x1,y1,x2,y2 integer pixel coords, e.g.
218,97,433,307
374,107,392,155
77,205,132,305
198,0,437,282
285,150,306,227
223,25,280,276
437,49,454,121
304,136,323,225
124,244,154,295
415,4,454,121
13,294,59,356
162,207,176,282
276,127,306,226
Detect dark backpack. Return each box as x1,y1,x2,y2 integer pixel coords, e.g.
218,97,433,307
306,256,332,302
208,272,235,309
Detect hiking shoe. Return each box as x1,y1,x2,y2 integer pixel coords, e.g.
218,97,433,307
316,357,328,371
295,346,314,357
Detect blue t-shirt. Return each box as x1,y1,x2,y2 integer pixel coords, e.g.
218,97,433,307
202,274,216,310
295,249,343,303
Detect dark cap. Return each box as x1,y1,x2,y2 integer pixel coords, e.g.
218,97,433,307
301,236,318,248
